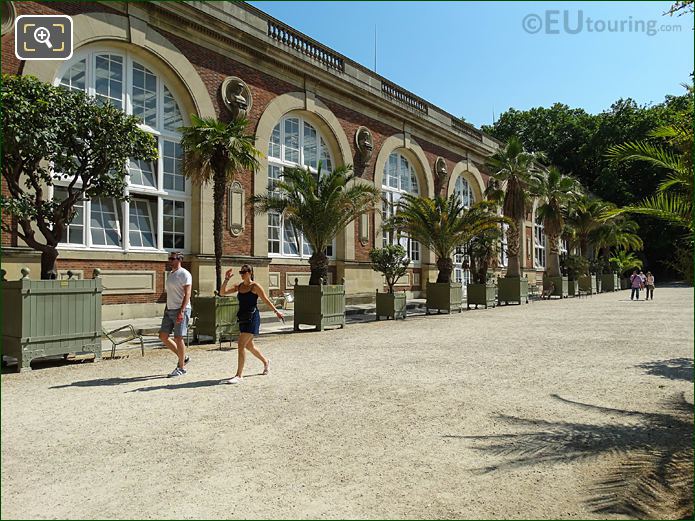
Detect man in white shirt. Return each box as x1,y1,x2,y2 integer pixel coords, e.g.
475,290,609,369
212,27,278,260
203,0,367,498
159,252,192,377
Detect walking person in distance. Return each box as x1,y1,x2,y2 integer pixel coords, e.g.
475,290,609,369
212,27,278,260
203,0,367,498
645,271,655,300
630,269,642,301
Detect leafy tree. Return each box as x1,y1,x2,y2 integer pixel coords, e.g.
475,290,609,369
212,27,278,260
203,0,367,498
1,74,158,279
251,164,381,285
179,116,261,292
528,166,582,277
369,245,410,293
486,136,545,278
385,194,505,283
560,253,589,280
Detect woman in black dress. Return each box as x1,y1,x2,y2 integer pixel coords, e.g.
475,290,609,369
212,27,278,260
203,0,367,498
219,264,283,384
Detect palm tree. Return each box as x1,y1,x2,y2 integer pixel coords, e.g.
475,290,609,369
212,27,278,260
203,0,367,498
528,166,582,277
486,136,545,278
179,116,262,292
606,122,693,236
563,196,613,260
251,164,381,285
385,194,505,283
591,215,644,263
609,250,643,278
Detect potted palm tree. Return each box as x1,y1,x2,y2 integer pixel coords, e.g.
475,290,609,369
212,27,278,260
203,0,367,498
529,166,581,299
564,196,609,295
369,245,410,320
591,215,643,292
465,228,500,309
560,253,589,296
486,137,545,305
252,164,381,331
609,250,643,289
179,116,261,342
386,194,504,314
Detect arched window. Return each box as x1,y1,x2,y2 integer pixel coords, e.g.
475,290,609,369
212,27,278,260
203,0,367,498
454,176,474,209
534,214,546,269
267,115,334,258
453,175,476,284
382,152,420,262
52,49,189,252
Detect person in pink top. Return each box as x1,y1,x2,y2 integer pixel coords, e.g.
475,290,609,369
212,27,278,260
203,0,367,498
630,270,642,300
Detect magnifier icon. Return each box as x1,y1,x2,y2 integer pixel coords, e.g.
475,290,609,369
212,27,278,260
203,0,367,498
33,26,53,49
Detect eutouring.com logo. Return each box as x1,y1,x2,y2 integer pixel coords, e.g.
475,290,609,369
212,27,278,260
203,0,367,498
522,10,682,36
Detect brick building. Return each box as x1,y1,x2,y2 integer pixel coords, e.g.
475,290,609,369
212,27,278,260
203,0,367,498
1,1,549,320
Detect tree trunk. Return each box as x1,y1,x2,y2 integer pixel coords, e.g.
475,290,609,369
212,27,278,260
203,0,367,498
505,220,522,278
436,256,453,283
40,247,59,280
547,233,561,277
212,171,226,293
309,250,328,285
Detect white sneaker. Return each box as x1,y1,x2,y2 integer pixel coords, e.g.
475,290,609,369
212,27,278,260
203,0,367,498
221,376,242,385
168,366,187,378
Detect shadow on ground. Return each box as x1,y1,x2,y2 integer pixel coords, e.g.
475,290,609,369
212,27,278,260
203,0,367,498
446,393,693,519
637,358,694,383
50,375,168,388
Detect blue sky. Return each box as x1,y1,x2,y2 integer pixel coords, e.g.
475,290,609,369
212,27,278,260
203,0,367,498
251,1,693,128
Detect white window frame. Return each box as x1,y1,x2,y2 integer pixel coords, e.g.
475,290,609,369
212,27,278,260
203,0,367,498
52,47,191,254
267,115,335,260
453,175,476,281
381,152,420,265
534,214,546,270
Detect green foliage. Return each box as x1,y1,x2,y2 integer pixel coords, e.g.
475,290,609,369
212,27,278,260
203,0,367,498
485,136,545,278
385,194,505,283
482,89,692,278
179,115,261,292
1,74,158,278
466,227,502,284
251,164,381,285
560,253,590,279
529,166,582,276
369,245,410,293
609,250,644,278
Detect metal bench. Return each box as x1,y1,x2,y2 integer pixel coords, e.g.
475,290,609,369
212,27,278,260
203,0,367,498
102,324,145,359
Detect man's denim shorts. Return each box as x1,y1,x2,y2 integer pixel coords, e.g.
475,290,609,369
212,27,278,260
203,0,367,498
159,308,191,337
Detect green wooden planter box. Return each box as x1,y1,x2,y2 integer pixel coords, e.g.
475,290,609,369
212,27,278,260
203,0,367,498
497,277,529,305
1,273,102,372
620,277,630,290
600,273,620,292
426,282,463,314
578,274,597,294
190,294,239,344
546,276,569,299
375,291,407,320
467,283,497,309
568,280,580,297
293,283,346,331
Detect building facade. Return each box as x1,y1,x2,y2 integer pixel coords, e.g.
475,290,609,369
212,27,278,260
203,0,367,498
1,1,548,320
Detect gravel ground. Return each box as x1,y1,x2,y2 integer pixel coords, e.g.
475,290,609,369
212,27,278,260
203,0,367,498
2,287,693,520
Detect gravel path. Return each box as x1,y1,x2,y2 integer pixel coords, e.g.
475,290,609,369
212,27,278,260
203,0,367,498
2,287,692,519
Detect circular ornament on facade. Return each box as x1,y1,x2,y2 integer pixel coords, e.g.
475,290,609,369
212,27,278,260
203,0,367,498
221,76,252,119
